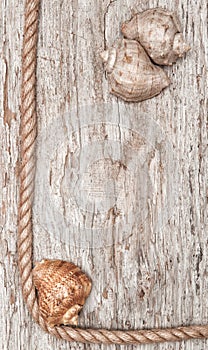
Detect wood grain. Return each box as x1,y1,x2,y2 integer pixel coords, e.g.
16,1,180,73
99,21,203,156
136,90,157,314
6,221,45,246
0,0,207,349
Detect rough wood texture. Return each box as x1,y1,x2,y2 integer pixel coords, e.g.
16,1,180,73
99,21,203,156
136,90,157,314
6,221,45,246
0,0,207,349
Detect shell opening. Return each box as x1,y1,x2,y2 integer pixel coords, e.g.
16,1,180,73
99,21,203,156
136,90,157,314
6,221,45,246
100,48,117,73
100,50,109,63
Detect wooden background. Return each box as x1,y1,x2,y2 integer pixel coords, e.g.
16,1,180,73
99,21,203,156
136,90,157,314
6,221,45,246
0,0,207,349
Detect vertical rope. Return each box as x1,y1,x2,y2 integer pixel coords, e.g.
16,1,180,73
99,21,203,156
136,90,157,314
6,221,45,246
18,0,208,345
18,0,40,323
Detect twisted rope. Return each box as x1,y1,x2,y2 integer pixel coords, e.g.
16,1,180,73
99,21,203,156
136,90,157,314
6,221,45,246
18,0,208,345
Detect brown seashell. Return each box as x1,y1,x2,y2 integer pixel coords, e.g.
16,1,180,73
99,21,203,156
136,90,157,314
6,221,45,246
33,259,92,327
101,39,170,102
121,8,190,65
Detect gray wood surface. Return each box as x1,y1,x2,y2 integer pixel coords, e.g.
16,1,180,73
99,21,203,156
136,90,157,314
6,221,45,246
0,0,207,349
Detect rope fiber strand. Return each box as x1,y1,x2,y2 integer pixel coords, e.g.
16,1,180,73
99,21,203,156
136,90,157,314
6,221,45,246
18,0,208,345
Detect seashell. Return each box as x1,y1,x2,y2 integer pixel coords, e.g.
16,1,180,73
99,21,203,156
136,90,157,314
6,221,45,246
100,39,170,102
121,8,190,65
33,259,92,327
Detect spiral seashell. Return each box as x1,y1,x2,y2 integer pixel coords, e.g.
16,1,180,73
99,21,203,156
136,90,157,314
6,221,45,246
101,39,170,102
33,259,92,327
121,8,190,65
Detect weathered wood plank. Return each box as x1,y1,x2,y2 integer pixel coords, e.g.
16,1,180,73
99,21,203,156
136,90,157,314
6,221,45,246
0,0,207,349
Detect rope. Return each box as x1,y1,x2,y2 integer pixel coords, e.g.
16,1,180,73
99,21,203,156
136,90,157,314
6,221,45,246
18,0,208,345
